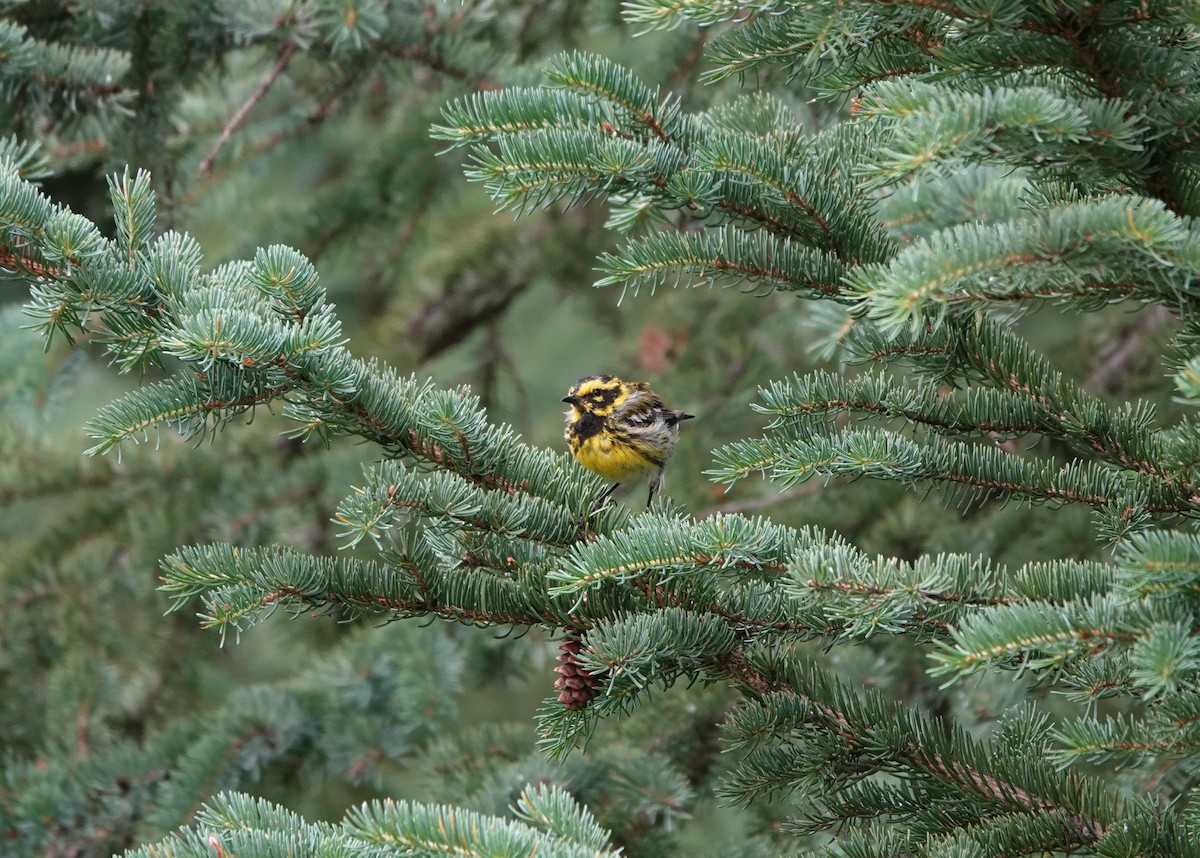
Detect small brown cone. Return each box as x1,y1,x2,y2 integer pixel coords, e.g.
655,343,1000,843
554,632,601,711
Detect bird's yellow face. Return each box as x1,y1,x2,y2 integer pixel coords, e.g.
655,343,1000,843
562,374,629,419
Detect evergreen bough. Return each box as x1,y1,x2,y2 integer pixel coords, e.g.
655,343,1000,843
4,0,1200,855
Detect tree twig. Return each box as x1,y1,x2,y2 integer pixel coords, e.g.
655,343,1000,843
700,481,826,517
1082,304,1173,393
196,41,299,178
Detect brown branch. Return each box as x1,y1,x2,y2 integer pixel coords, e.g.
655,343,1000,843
700,481,826,517
0,246,64,279
386,43,499,92
266,585,545,629
716,199,814,243
940,469,1112,507
1082,305,1173,393
715,650,1109,844
196,40,299,179
665,29,710,94
710,258,843,297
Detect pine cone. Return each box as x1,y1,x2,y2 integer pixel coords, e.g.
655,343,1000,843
554,632,601,711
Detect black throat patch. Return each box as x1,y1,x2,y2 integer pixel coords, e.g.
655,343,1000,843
570,411,605,442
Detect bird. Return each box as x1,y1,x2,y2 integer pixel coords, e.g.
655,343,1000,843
562,374,694,509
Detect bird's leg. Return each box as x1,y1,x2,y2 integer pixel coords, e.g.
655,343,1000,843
591,482,620,513
646,469,665,509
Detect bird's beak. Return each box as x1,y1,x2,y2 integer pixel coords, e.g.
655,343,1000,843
562,396,577,404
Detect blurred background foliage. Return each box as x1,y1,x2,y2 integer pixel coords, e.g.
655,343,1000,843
0,1,1179,855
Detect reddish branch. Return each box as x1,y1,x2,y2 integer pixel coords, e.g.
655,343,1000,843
260,584,543,629
197,41,300,178
386,43,499,92
0,247,64,279
710,258,843,297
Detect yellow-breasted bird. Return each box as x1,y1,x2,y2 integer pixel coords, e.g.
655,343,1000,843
563,375,695,509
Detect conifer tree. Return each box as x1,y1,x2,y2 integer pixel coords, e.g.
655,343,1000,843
4,1,1200,857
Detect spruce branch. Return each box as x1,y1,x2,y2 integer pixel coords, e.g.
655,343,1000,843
159,541,555,641
694,131,843,253
334,460,586,550
850,196,1197,329
753,369,1050,437
549,512,1076,651
929,596,1141,679
435,53,893,273
345,783,620,858
853,82,1143,186
0,19,135,132
787,543,1017,640
1049,713,1188,768
0,245,63,281
595,225,850,302
545,51,682,144
1113,530,1200,601
713,655,1170,850
0,163,618,516
620,0,783,29
711,423,1179,523
834,318,1200,521
196,40,300,178
122,785,622,858
464,128,682,214
575,608,740,714
11,4,1200,853
548,513,795,596
434,87,604,147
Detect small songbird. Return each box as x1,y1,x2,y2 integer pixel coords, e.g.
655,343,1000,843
563,374,695,509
